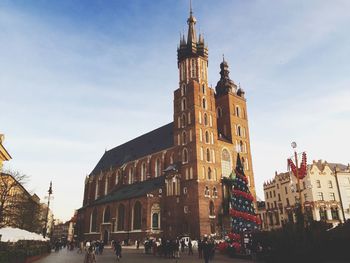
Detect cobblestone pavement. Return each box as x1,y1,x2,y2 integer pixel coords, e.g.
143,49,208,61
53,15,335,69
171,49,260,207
35,246,254,263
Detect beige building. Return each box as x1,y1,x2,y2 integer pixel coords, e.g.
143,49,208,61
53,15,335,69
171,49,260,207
335,165,350,221
0,134,11,171
261,160,349,231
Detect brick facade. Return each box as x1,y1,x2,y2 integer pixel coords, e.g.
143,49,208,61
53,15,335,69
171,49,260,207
77,9,256,244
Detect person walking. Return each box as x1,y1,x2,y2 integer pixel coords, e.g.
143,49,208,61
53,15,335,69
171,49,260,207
188,239,193,255
175,239,180,258
84,246,96,263
115,241,122,261
198,239,203,259
202,238,211,263
180,239,186,253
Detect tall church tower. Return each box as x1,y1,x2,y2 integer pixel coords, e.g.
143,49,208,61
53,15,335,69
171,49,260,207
173,6,223,236
215,59,256,199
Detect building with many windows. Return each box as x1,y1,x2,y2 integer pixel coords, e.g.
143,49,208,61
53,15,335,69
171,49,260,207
77,7,256,243
261,160,350,231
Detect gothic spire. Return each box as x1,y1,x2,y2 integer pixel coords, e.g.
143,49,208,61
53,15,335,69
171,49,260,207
187,0,197,45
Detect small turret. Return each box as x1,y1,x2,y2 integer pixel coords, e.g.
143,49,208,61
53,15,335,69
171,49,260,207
215,57,237,96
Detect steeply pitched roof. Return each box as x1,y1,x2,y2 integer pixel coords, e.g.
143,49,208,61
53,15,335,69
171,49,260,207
312,160,349,172
89,176,165,207
90,122,174,176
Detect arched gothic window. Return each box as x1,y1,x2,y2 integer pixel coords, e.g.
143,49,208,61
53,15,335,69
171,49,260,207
141,162,147,181
155,158,161,177
103,206,110,223
199,112,202,124
202,84,206,94
115,171,120,185
151,203,160,230
208,167,212,180
181,114,186,127
213,187,218,197
209,201,215,216
181,84,186,95
205,186,210,196
204,113,208,125
117,204,125,231
133,201,142,230
221,149,232,177
236,106,240,117
191,59,196,78
152,213,159,229
182,148,189,163
181,98,187,111
205,131,210,143
202,98,207,109
129,167,134,184
206,148,211,162
237,126,242,136
90,208,97,232
182,131,187,145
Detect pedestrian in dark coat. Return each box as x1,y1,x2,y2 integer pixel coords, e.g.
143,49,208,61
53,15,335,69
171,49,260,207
198,239,203,258
203,239,212,263
115,241,122,261
188,239,193,255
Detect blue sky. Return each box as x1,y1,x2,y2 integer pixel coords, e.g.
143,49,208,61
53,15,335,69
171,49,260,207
1,0,349,221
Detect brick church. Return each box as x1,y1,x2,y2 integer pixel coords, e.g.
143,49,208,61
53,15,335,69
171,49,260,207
77,7,256,244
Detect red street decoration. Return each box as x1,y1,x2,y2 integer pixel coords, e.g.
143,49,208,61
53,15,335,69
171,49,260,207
217,242,229,252
232,189,254,202
229,208,261,225
228,232,241,241
288,152,307,179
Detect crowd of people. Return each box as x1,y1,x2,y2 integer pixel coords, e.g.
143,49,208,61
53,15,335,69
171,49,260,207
143,236,217,263
56,235,222,263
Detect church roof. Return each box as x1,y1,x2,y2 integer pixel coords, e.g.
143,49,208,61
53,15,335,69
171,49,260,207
90,122,174,176
87,176,165,207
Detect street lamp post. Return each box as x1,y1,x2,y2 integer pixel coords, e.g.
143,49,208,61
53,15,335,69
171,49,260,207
43,181,53,238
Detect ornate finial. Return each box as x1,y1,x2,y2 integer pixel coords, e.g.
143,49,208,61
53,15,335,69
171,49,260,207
222,54,225,62
190,0,193,15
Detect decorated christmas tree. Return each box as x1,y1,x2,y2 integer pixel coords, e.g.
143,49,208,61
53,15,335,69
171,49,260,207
227,153,260,252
